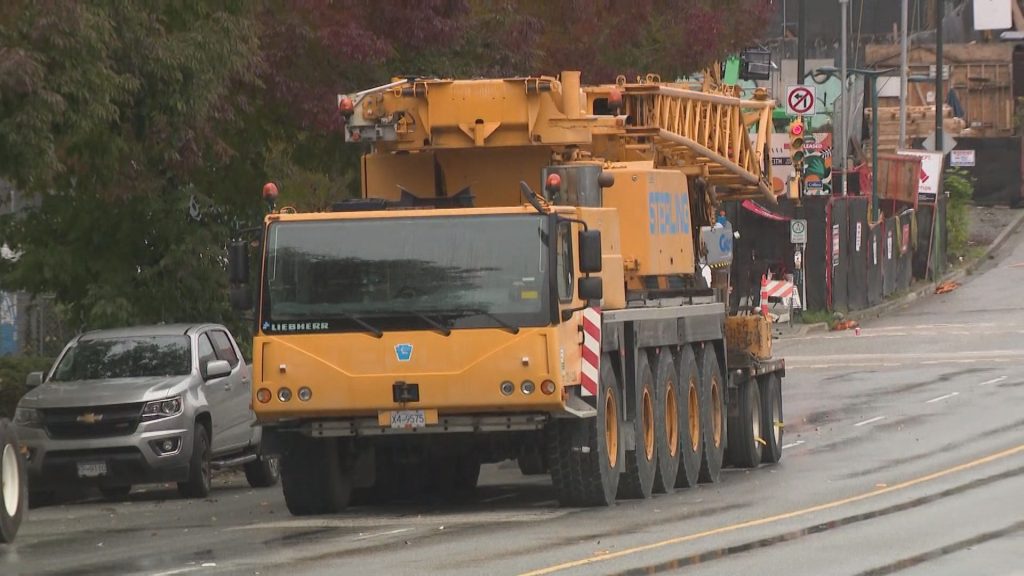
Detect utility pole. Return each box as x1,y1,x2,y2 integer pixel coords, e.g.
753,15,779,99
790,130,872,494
933,0,945,277
899,0,909,149
797,0,806,83
839,0,849,196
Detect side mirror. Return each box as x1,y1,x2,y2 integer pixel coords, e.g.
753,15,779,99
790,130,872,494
26,372,44,388
578,277,603,302
579,230,602,273
206,359,232,380
228,240,250,285
230,285,253,311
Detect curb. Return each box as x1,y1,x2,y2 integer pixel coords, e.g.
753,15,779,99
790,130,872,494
784,208,1024,337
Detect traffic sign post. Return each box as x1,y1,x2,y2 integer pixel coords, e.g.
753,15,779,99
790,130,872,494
786,85,816,117
790,219,808,244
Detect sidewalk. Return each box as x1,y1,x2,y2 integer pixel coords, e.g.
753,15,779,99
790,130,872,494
772,204,1024,340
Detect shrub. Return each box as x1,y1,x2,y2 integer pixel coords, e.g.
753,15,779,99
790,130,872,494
0,356,54,419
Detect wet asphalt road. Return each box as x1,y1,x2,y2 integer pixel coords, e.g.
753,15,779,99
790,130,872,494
4,230,1024,576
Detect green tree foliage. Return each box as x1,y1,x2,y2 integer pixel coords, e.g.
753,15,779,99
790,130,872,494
0,1,772,334
0,1,259,330
944,168,973,260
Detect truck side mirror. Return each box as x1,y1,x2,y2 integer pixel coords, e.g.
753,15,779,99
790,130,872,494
229,240,249,285
578,277,603,302
26,372,43,388
578,230,602,273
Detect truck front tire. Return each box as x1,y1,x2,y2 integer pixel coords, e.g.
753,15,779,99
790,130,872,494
178,424,211,498
244,455,280,488
547,355,623,507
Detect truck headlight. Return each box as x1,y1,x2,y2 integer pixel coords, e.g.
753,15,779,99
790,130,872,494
13,407,42,428
142,397,183,421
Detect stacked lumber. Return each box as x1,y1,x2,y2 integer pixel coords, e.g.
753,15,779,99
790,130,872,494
864,105,966,153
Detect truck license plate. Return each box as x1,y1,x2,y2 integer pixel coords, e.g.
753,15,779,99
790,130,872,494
379,409,438,429
77,462,107,477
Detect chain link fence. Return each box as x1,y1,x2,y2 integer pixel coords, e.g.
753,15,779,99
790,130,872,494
1,293,70,358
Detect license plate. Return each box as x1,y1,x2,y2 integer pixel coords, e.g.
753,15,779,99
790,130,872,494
379,409,438,429
77,462,107,478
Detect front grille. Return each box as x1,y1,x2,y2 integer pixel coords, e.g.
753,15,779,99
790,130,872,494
42,402,145,439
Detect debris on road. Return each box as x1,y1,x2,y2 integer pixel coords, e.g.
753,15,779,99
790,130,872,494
935,281,960,294
832,320,860,331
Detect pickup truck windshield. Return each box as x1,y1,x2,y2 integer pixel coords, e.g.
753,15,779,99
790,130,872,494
262,214,551,334
52,336,192,381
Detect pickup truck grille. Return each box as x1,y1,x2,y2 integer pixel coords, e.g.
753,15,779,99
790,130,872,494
42,402,146,439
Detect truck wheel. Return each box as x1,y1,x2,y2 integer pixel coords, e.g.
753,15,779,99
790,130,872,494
618,352,657,499
760,373,784,464
652,347,680,493
178,424,211,498
0,421,27,543
99,485,132,500
674,345,702,489
547,355,623,506
697,345,726,484
244,454,280,488
726,380,762,468
281,436,351,515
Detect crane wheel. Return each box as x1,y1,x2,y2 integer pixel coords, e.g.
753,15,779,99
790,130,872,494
674,345,702,489
617,351,657,500
726,379,763,469
698,344,726,484
760,373,784,464
652,347,680,493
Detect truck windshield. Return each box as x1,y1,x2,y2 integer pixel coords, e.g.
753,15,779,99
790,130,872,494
51,336,192,381
262,214,551,334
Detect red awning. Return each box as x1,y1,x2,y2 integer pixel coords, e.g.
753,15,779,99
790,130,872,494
741,200,791,222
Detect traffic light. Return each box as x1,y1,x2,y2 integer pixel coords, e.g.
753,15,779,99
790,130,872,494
788,118,806,167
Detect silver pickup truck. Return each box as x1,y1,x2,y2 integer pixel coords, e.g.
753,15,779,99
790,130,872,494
13,323,277,505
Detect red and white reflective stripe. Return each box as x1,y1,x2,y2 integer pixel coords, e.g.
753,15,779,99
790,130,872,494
760,276,769,317
764,280,795,299
580,306,601,397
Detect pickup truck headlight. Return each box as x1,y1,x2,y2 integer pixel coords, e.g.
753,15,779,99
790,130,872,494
13,407,42,428
142,397,183,421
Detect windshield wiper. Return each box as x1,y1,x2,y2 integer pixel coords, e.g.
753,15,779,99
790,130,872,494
338,312,383,338
409,312,452,337
468,310,520,335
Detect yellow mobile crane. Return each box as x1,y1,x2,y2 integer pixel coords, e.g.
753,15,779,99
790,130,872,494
230,71,785,513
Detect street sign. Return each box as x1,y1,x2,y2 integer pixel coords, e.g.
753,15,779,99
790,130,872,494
790,219,807,244
921,133,958,155
950,149,976,167
786,85,816,117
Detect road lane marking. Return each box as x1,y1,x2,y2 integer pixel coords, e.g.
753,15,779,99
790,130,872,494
516,443,1024,576
355,528,412,540
781,440,805,450
979,376,1008,386
854,416,886,427
926,392,960,404
148,569,197,576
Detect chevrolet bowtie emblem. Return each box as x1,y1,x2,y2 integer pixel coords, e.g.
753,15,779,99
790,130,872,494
76,412,103,424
